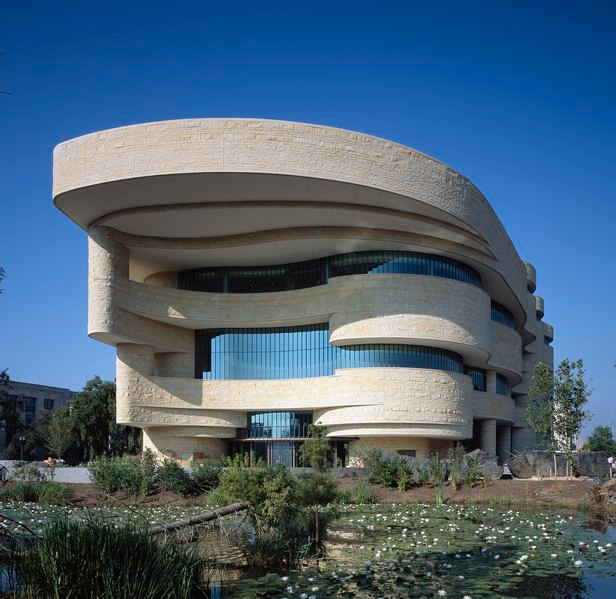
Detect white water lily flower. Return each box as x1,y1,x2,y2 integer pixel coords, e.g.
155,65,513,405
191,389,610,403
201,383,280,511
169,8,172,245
574,560,583,567
437,591,447,597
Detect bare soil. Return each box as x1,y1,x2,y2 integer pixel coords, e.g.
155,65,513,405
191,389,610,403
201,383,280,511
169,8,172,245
67,483,202,508
338,477,616,520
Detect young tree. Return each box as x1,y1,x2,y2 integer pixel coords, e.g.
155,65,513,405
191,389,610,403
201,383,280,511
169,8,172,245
554,359,592,477
527,359,592,478
298,424,333,471
526,363,557,474
43,408,74,459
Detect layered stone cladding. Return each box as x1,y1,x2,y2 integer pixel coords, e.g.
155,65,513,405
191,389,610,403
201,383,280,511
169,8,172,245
54,119,554,464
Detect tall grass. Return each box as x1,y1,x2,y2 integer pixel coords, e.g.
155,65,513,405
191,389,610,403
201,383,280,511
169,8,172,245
0,481,72,505
18,517,205,598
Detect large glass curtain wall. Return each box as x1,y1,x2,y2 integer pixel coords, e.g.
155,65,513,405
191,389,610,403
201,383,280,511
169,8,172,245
179,250,481,293
196,324,464,380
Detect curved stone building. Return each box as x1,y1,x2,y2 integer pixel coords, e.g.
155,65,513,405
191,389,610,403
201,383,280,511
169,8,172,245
53,119,554,465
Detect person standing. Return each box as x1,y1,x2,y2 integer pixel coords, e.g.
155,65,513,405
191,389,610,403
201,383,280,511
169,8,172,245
608,456,614,479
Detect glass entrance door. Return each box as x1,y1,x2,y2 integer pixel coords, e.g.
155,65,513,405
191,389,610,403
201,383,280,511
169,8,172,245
271,441,292,466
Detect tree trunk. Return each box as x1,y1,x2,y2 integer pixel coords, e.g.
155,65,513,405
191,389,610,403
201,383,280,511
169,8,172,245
553,452,557,479
148,501,250,535
315,504,319,546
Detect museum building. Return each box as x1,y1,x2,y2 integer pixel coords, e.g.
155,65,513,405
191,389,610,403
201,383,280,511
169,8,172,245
53,119,554,466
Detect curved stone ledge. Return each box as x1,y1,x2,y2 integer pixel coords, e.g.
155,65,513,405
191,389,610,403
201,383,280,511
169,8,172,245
523,260,537,293
487,321,522,379
472,391,516,423
108,274,522,379
535,295,544,319
115,361,474,439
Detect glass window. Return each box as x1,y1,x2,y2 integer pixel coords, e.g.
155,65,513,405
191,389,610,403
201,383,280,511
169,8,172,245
24,397,36,424
495,374,509,396
544,335,553,346
197,324,464,380
179,250,482,294
243,411,313,439
44,399,54,410
464,367,486,392
491,301,515,328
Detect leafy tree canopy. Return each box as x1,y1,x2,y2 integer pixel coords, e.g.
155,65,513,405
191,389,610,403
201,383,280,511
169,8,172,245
527,358,592,477
69,376,141,461
298,424,333,471
586,425,616,454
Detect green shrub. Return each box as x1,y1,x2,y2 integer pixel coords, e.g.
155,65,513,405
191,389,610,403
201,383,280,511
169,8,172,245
336,488,353,504
363,448,415,490
139,449,158,495
18,517,204,599
115,457,145,497
190,461,221,493
210,463,331,568
36,482,73,505
0,481,39,502
88,450,158,496
352,482,376,504
418,463,430,486
10,463,50,482
157,459,191,496
447,444,466,491
0,481,72,505
87,456,117,493
463,455,482,487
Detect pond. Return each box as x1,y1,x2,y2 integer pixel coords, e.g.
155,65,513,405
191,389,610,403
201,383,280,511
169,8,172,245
1,502,614,598
225,504,616,598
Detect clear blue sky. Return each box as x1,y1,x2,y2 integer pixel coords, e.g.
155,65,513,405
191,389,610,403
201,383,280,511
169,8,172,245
1,1,614,434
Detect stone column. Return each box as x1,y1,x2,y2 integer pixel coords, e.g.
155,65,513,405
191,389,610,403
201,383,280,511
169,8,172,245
480,419,497,456
497,425,512,461
116,343,155,425
88,226,128,338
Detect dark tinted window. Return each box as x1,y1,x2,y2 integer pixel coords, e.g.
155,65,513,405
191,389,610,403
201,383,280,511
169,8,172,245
180,250,481,293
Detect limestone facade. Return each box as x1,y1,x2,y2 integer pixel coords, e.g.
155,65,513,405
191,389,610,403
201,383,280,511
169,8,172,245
53,119,554,464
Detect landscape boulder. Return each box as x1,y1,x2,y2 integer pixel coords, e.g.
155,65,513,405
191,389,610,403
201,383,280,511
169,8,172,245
463,449,503,479
508,450,609,478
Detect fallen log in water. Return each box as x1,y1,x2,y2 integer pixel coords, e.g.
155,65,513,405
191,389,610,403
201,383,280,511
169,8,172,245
148,501,251,535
